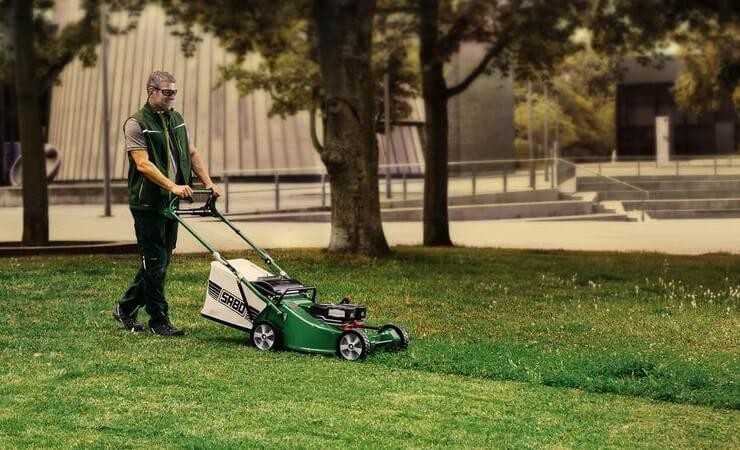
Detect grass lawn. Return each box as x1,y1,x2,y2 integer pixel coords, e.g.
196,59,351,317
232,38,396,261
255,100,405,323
0,247,737,448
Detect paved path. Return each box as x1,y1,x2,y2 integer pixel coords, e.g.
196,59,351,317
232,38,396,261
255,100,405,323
1,204,738,255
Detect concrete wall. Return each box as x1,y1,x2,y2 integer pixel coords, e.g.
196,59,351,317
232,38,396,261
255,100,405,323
49,3,513,182
447,43,515,164
50,3,427,182
617,58,738,156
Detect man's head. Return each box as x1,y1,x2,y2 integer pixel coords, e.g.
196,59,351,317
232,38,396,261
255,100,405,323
146,71,177,111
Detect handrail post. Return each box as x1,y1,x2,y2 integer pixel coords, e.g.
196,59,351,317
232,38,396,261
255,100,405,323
224,173,230,213
274,171,280,211
320,173,326,208
385,167,391,199
641,191,648,222
550,157,555,189
402,171,407,201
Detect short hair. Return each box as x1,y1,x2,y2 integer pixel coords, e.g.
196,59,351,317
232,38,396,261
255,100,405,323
146,71,176,93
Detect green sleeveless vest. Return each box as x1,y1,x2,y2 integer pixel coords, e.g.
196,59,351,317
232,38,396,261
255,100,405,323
126,103,192,211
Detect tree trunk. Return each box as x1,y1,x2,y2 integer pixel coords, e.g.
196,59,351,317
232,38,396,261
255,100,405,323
11,0,49,245
313,0,389,256
419,0,453,247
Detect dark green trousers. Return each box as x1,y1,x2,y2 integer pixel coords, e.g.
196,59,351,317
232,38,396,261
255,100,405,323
119,209,179,325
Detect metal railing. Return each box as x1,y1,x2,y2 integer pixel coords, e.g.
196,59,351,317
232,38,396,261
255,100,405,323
220,154,737,219
557,158,649,221
562,153,740,178
221,158,557,215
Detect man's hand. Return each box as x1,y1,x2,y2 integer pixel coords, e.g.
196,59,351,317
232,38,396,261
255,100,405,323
205,183,222,199
170,184,194,199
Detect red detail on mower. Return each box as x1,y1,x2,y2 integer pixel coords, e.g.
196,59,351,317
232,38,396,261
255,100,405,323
341,321,366,331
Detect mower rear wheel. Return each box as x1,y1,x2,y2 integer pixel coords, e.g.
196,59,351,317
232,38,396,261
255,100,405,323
337,330,371,361
251,322,280,351
379,324,410,350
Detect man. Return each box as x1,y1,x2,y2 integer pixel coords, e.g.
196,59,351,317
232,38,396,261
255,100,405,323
113,70,221,336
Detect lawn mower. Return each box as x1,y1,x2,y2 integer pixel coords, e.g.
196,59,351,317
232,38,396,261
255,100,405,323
164,189,409,361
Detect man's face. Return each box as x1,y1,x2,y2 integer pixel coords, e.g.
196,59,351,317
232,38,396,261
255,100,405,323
149,81,177,111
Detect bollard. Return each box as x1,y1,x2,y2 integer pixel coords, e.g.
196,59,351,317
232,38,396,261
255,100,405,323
472,166,477,196
550,160,555,189
224,174,230,213
321,173,326,208
503,171,508,193
274,172,280,211
641,191,649,222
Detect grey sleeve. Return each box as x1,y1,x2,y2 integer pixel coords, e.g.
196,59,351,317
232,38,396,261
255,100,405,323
124,118,147,151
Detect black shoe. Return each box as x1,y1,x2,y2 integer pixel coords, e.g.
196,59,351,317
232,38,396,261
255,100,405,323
113,304,145,332
149,320,185,336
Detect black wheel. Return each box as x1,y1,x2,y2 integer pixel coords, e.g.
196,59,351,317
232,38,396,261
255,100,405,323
337,330,371,361
251,322,280,351
379,324,410,350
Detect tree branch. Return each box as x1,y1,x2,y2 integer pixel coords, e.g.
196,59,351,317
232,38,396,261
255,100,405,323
436,0,485,59
445,36,509,99
377,6,416,15
42,8,98,88
309,106,324,152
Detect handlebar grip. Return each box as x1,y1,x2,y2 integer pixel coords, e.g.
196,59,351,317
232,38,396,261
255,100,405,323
183,187,215,203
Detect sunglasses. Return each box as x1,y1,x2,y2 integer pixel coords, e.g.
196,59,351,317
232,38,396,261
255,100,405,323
152,87,177,97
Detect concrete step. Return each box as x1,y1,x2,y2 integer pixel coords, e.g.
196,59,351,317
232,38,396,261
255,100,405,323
578,179,740,192
596,189,740,201
525,213,634,222
622,198,740,211
648,209,740,219
0,184,129,207
231,200,596,223
380,189,560,209
579,175,740,183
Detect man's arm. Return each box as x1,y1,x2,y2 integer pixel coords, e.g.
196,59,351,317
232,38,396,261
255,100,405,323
130,149,193,198
189,143,222,198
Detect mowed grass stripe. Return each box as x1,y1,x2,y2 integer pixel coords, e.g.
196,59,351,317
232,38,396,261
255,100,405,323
0,344,737,449
0,248,738,447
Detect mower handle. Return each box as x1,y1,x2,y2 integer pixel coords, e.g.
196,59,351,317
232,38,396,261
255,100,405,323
165,186,291,278
172,188,217,217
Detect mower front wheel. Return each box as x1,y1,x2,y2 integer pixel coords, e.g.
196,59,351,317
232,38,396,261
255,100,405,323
337,330,371,361
251,322,280,351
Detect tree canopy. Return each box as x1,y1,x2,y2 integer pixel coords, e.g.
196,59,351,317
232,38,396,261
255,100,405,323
514,49,618,160
673,22,740,117
160,0,391,255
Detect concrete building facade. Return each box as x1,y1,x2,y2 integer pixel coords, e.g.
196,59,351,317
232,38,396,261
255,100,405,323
45,2,513,183
617,58,739,159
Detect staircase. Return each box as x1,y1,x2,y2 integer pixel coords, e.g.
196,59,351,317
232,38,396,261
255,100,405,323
577,175,740,219
228,189,632,222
